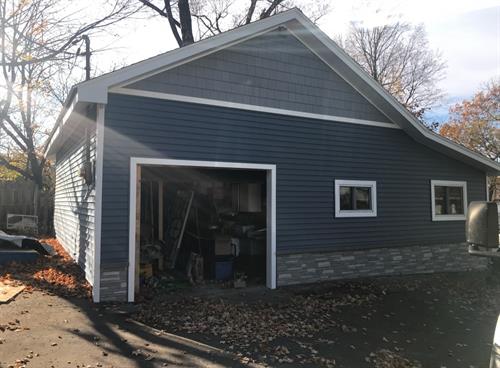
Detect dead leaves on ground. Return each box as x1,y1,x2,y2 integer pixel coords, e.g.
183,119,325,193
369,349,422,368
135,286,378,366
0,318,28,333
134,273,500,367
0,238,91,298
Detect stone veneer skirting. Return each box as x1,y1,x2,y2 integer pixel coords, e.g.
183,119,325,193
99,262,128,301
277,243,489,286
97,243,489,301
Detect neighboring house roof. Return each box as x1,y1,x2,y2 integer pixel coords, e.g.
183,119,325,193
45,8,500,175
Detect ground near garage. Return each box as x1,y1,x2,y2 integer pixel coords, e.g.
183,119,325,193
134,271,500,368
1,239,499,367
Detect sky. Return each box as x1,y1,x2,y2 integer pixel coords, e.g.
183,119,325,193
90,0,500,124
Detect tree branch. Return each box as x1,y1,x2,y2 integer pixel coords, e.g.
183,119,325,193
245,0,257,24
4,115,30,147
0,123,27,151
0,154,33,180
138,0,167,17
1,2,137,67
260,0,285,19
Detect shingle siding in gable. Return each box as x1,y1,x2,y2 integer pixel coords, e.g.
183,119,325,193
127,28,391,123
54,123,96,285
100,93,486,264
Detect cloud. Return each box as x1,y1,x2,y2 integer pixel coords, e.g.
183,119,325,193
427,6,499,96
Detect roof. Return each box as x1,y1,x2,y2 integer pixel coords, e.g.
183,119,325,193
45,8,500,174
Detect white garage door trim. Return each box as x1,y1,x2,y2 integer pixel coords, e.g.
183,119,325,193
128,157,277,302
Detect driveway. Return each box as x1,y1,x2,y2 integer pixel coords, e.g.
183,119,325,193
134,271,500,367
0,290,259,368
0,238,257,368
1,238,498,367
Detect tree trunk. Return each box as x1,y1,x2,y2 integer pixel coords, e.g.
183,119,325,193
178,0,194,46
33,184,40,218
30,154,45,228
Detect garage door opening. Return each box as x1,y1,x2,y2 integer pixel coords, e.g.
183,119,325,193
128,158,276,302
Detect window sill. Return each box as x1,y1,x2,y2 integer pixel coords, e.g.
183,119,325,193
432,214,466,221
335,210,377,218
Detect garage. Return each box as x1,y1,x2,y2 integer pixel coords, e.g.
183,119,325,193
128,158,277,299
47,10,497,303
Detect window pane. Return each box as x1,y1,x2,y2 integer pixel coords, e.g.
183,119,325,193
434,185,465,216
355,187,371,210
434,186,447,215
447,186,464,214
339,186,352,210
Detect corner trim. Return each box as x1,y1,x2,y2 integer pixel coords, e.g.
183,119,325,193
93,104,105,303
127,158,277,302
111,87,399,130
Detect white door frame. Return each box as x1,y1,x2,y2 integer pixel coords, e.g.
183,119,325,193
128,157,277,302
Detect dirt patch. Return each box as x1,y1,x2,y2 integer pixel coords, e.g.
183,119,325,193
0,238,91,299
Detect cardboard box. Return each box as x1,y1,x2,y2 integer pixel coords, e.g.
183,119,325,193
140,263,153,278
215,236,232,255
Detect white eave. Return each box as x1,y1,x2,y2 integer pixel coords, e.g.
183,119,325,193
46,8,500,175
44,88,78,158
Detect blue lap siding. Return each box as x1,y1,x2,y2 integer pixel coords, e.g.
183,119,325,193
100,93,486,266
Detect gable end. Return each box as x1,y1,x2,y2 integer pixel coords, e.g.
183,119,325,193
125,28,392,124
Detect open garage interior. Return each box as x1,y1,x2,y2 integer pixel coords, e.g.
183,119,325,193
129,160,276,300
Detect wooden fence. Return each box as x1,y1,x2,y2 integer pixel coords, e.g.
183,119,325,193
0,180,54,235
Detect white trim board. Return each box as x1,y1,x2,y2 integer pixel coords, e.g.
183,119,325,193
111,88,399,129
92,104,105,303
44,94,79,157
127,157,277,302
334,179,377,218
430,180,468,222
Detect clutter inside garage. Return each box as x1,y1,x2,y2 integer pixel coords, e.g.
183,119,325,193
137,166,267,294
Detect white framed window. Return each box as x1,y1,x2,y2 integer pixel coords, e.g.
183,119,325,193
430,180,467,221
334,180,377,218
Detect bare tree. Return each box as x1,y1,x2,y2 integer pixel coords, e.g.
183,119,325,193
0,0,139,210
339,22,446,118
138,0,330,47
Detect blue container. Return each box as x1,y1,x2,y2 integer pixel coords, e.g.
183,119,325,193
215,260,233,281
0,249,39,265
